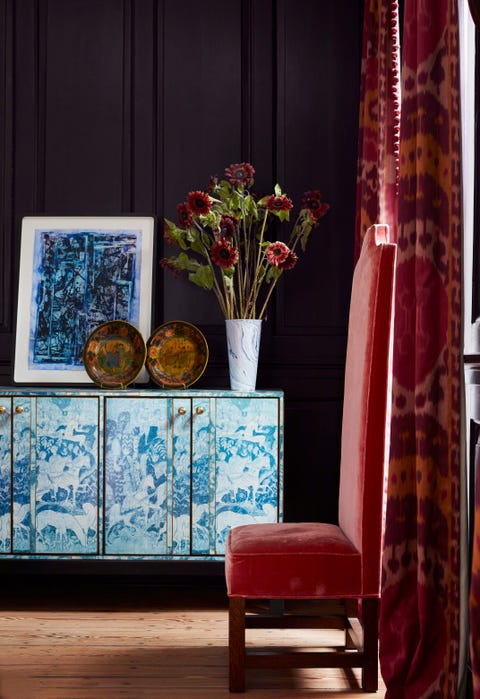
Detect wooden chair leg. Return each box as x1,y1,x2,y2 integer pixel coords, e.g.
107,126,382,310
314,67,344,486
229,597,246,692
361,597,379,692
345,598,358,649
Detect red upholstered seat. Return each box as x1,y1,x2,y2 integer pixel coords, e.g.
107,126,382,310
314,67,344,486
226,522,361,599
225,224,397,693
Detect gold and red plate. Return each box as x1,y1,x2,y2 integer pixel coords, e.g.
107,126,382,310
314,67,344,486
83,320,146,388
146,321,208,388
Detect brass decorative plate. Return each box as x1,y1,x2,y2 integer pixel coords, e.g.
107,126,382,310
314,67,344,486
83,320,146,388
146,321,208,388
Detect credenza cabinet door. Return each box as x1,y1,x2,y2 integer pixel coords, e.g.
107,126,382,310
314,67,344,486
104,397,171,555
0,395,100,555
0,397,33,552
191,397,213,555
33,396,100,555
12,397,33,552
0,397,11,552
214,396,282,554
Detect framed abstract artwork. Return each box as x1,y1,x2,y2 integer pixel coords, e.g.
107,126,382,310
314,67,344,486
14,216,155,384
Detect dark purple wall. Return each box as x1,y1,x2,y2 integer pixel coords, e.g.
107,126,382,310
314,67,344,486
0,0,363,523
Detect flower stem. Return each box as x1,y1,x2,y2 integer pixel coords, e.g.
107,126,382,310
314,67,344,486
193,224,229,318
258,274,281,320
244,208,269,317
234,200,245,316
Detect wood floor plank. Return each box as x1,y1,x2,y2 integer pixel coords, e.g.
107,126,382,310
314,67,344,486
0,581,386,698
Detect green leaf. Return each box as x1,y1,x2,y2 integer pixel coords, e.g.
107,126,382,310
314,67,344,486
164,219,190,250
274,183,282,196
272,209,290,223
297,220,314,251
202,211,220,229
200,229,213,249
266,266,283,283
229,190,242,212
219,180,233,198
243,194,259,220
189,264,214,290
223,272,234,294
174,252,199,271
182,227,208,257
164,218,176,230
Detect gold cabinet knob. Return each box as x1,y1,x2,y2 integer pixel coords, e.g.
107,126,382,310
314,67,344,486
15,406,24,414
0,406,6,414
195,406,204,415
178,407,186,415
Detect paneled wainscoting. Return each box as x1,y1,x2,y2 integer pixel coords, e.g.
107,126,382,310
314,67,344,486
0,578,386,698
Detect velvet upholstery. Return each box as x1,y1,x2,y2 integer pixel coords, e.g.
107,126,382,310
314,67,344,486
226,521,361,598
225,224,396,693
338,224,395,595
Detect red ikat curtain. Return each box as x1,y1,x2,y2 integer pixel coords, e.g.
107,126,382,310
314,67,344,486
356,1,462,696
355,0,400,261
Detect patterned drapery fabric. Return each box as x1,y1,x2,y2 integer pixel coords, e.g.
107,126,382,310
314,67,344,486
379,1,462,696
356,0,462,696
355,0,400,261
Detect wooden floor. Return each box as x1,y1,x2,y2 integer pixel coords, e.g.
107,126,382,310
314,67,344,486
0,577,386,699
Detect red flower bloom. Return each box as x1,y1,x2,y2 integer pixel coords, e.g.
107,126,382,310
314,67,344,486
278,250,298,270
187,190,212,216
313,202,330,220
266,241,290,267
211,239,239,268
302,190,322,207
160,258,182,277
224,162,255,188
177,203,193,229
265,194,293,212
218,215,238,239
207,175,218,193
302,190,330,221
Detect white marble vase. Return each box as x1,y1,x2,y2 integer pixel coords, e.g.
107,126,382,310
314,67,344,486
225,319,262,391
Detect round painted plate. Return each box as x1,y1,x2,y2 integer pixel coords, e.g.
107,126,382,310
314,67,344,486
83,320,146,388
146,321,209,388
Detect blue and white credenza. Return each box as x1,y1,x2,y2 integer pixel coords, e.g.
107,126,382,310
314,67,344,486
0,389,283,560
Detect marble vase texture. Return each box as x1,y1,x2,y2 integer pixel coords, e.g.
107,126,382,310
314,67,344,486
225,319,262,391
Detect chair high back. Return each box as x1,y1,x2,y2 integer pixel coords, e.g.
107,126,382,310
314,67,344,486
338,223,396,595
225,223,397,693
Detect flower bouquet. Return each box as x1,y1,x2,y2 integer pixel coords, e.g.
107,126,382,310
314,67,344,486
161,162,329,321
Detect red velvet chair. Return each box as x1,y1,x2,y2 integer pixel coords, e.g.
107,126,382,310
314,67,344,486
225,224,397,693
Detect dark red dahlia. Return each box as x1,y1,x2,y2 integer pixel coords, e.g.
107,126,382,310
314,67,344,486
278,250,298,270
187,190,212,216
177,202,193,229
266,241,290,267
207,175,218,193
302,190,330,221
210,239,239,268
313,202,330,220
302,190,322,207
218,215,238,239
265,194,293,212
224,162,255,188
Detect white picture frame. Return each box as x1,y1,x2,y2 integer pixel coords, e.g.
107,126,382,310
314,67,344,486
14,215,155,384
